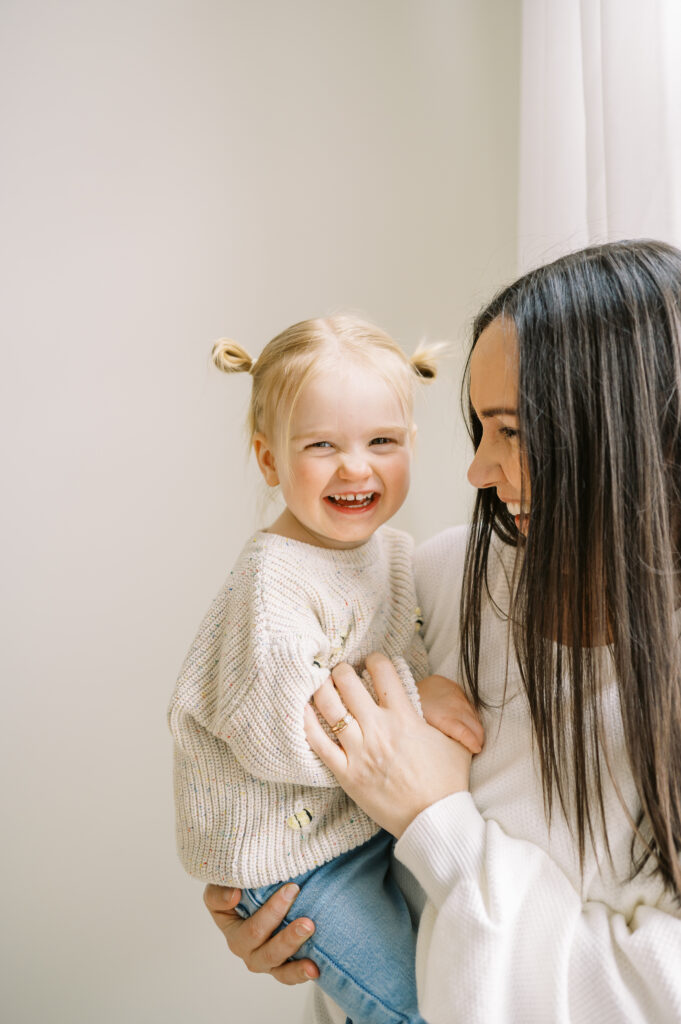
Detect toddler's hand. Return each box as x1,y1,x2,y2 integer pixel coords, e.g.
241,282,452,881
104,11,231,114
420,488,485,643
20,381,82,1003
417,674,484,754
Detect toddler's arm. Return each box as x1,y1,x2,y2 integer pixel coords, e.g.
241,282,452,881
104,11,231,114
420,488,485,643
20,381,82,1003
215,635,338,787
416,675,484,754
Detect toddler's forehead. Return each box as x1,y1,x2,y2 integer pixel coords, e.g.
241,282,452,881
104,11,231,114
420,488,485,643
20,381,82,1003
291,362,411,433
305,362,406,405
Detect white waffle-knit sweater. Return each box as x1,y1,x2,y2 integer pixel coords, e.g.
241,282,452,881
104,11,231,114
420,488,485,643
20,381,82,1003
169,526,428,889
307,525,681,1024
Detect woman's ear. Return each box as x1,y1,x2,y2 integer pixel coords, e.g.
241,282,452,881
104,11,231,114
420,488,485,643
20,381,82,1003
253,432,279,487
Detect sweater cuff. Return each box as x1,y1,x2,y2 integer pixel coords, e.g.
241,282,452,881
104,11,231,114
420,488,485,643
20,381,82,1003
394,791,486,909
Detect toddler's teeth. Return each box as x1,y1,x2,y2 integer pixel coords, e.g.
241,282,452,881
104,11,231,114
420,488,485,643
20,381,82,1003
327,491,375,507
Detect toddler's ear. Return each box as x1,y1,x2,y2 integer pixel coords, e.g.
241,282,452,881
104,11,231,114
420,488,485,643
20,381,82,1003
253,433,279,487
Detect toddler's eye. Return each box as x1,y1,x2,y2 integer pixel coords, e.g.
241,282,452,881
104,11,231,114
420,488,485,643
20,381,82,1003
369,437,395,446
306,440,333,449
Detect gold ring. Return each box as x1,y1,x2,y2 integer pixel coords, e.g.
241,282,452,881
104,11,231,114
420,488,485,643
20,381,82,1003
331,713,354,735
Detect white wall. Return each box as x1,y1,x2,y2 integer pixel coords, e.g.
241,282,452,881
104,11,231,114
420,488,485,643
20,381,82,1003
1,2,520,1021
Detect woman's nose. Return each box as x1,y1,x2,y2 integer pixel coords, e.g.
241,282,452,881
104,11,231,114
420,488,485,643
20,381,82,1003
467,442,499,490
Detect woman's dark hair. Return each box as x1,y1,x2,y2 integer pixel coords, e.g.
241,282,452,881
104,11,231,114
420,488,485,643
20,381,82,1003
461,239,681,895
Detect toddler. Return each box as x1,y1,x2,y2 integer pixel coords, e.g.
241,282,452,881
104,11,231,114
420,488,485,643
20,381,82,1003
168,315,482,1024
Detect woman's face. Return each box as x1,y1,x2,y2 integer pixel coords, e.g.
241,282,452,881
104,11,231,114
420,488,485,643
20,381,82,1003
467,317,530,533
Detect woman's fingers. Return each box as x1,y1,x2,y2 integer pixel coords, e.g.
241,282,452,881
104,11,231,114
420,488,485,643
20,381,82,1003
270,953,320,986
311,674,356,728
309,658,412,766
204,883,242,914
304,703,347,773
234,884,302,958
203,883,319,982
248,916,319,982
364,651,414,708
310,670,371,750
329,662,380,718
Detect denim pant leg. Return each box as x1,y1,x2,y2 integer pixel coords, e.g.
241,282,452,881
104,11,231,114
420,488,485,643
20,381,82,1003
237,831,426,1024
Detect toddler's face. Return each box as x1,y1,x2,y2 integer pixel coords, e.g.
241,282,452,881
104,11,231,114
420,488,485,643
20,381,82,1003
274,363,414,548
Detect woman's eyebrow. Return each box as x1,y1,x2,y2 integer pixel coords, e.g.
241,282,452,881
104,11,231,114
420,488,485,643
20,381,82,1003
478,406,518,419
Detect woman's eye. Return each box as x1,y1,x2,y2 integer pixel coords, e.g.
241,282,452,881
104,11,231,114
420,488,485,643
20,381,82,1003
499,427,519,441
369,437,395,446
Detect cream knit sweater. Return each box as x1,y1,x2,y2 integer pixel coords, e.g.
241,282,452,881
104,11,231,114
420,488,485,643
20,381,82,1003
307,525,681,1024
169,527,427,889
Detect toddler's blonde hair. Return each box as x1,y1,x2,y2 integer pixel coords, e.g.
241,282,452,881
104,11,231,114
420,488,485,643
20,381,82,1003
211,315,445,468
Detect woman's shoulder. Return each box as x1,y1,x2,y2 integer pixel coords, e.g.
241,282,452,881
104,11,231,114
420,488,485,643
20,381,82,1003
414,525,469,593
415,524,515,589
412,527,469,669
416,523,470,558
413,525,515,645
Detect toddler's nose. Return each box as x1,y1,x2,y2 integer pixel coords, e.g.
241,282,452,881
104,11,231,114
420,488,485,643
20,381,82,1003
338,454,371,480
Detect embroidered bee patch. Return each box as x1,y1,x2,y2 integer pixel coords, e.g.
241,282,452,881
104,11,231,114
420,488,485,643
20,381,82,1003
286,808,313,831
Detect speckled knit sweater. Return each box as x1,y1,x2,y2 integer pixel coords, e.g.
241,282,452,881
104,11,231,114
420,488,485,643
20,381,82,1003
168,526,428,889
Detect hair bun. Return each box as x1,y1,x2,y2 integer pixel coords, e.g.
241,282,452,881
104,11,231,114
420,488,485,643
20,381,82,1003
409,340,449,380
211,338,254,374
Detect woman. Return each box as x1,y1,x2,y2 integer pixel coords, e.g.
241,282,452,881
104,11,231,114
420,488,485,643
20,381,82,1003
205,240,681,1023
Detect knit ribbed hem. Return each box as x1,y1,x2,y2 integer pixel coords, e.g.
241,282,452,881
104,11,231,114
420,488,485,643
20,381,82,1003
175,763,383,889
394,791,486,909
178,820,382,890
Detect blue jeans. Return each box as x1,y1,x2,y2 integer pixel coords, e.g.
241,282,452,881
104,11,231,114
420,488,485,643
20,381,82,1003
237,830,426,1024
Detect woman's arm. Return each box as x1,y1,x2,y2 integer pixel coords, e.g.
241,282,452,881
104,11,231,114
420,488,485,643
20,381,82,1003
395,793,681,1024
304,653,681,1023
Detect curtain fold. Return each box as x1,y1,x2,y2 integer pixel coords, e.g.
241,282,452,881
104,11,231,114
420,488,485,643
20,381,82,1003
518,0,681,271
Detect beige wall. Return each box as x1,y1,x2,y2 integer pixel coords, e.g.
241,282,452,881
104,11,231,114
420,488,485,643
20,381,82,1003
1,2,520,1021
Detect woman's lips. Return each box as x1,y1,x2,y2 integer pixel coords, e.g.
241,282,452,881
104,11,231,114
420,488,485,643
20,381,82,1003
502,500,530,534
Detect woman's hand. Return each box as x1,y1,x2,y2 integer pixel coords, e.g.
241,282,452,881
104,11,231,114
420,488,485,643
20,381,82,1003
203,883,320,985
304,652,472,838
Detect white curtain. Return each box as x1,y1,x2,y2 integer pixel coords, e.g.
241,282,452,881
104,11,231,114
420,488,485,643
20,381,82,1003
518,0,681,271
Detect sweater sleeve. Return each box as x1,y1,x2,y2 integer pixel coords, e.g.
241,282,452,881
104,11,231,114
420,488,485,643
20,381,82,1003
214,632,337,788
395,792,681,1024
